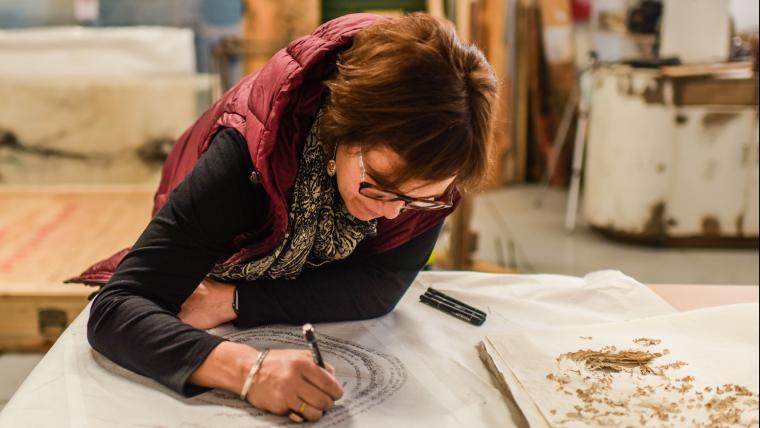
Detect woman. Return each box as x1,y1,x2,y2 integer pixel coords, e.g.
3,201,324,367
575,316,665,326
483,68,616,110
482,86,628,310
71,12,497,423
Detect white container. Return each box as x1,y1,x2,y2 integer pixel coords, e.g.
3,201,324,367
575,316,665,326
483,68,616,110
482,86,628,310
583,66,759,246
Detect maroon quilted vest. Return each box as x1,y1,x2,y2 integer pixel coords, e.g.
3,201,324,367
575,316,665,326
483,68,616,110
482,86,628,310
68,13,459,286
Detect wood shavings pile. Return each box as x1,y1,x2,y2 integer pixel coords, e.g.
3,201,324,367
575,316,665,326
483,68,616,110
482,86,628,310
561,346,663,374
544,337,759,427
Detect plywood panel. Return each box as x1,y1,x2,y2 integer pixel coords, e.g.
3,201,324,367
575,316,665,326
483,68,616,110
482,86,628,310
0,187,153,285
0,187,154,350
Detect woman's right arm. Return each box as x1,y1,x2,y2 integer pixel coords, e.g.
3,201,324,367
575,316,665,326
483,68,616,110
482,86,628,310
88,128,260,395
88,129,340,418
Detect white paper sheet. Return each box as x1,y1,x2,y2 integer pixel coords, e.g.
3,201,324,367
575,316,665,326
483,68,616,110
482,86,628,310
484,304,760,427
0,270,675,427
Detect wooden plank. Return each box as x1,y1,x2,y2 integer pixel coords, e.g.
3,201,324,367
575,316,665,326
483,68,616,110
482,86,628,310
0,184,155,195
660,61,753,78
478,0,512,188
672,76,758,106
0,282,95,297
0,296,88,352
446,195,473,269
536,0,575,186
470,259,514,273
526,0,555,181
427,0,446,18
512,0,531,182
0,189,153,285
455,0,473,42
242,0,321,75
0,188,153,351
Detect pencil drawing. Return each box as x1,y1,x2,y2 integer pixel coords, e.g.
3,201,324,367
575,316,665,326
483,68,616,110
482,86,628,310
192,326,408,427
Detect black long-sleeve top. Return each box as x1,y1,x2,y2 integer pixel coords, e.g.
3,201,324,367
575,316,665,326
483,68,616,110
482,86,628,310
87,128,442,396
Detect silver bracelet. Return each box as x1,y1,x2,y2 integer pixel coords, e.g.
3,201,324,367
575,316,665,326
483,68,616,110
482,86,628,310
240,348,269,401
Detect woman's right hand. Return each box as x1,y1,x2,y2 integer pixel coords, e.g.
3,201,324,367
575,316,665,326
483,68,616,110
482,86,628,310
245,349,343,422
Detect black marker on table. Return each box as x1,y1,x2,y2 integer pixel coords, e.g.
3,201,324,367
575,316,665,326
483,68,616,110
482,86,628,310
420,294,486,325
426,287,487,319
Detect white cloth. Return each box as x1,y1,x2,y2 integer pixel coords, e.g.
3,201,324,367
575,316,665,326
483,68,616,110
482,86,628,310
0,270,675,427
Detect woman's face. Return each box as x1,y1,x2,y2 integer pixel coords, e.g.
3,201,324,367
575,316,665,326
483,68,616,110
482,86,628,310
334,144,455,221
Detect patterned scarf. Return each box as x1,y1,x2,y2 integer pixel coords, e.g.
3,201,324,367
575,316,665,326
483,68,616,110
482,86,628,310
209,111,377,282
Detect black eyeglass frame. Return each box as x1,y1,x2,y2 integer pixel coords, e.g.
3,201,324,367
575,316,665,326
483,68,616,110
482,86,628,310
357,148,454,211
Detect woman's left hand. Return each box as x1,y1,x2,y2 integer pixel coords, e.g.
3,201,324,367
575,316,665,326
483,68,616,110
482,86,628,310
179,277,237,329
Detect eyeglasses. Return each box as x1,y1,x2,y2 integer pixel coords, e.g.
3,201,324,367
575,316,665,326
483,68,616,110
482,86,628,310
357,148,453,210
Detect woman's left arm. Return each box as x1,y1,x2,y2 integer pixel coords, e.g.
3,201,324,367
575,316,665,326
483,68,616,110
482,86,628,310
231,222,443,327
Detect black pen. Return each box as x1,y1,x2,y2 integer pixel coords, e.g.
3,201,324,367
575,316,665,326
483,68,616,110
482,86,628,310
302,323,325,368
419,293,485,326
421,292,484,321
423,291,486,322
425,287,487,319
289,324,326,424
419,293,484,325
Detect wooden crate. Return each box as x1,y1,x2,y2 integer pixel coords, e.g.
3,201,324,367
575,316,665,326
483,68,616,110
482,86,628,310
0,283,95,351
0,187,153,351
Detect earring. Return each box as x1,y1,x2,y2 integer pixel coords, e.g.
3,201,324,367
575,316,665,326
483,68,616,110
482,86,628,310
326,159,337,176
326,143,338,176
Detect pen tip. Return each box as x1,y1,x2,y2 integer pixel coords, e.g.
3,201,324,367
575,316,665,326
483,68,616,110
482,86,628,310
303,323,318,342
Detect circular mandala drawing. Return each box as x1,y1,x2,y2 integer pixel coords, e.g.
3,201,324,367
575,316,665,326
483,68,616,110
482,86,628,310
192,326,408,427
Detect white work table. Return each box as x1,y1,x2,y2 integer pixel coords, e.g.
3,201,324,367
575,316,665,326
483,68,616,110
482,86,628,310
0,271,756,427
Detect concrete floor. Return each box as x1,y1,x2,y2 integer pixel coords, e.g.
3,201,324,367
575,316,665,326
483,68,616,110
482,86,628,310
2,185,758,413
0,353,44,412
469,185,759,285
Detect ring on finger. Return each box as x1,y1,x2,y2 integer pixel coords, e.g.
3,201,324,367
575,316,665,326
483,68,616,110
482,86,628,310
298,401,307,414
289,412,305,423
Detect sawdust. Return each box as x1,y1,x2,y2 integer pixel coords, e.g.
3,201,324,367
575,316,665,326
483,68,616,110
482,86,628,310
543,337,759,427
561,346,662,374
633,338,662,346
658,360,688,370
